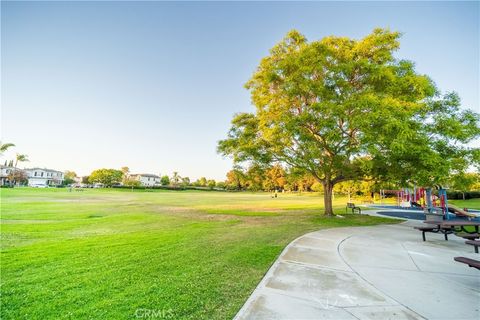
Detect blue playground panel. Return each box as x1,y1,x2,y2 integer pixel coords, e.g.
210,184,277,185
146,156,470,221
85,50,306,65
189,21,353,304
369,205,423,211
370,204,480,213
377,210,425,220
376,210,479,221
371,204,480,221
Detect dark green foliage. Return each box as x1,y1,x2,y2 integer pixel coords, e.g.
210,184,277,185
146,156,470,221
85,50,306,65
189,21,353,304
446,191,480,200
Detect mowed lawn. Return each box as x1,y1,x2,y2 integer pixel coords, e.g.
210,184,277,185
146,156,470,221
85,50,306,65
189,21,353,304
450,198,480,210
1,188,398,319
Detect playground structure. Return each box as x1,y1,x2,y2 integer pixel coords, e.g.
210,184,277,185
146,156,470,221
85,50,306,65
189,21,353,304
379,186,478,220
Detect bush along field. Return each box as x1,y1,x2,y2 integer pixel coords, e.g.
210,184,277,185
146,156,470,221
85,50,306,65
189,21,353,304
1,188,402,319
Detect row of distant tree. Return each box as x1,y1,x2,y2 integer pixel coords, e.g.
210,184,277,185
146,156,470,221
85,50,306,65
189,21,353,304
3,140,479,198
223,164,480,196
2,141,479,199
64,167,222,189
63,163,480,200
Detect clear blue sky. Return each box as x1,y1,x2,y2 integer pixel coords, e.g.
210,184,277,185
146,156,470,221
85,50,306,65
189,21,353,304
2,1,479,180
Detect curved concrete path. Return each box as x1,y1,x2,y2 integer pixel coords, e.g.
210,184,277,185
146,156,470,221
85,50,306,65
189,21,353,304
235,219,479,320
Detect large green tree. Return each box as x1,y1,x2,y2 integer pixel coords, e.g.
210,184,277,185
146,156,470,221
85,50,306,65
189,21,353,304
218,29,480,215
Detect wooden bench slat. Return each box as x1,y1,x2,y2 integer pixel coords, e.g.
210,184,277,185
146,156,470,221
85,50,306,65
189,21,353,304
465,240,480,253
456,233,480,240
465,240,480,245
413,226,449,241
414,227,436,231
454,257,480,269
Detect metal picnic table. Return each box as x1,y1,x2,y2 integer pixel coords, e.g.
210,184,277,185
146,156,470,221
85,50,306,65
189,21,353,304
423,220,480,234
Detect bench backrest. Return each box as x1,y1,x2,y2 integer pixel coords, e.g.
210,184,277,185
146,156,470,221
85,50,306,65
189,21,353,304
347,203,355,208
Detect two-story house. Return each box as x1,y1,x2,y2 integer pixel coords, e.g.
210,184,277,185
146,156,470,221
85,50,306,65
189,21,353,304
25,168,64,187
130,174,161,187
0,165,16,186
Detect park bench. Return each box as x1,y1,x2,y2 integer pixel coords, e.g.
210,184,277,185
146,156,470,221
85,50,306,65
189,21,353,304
456,233,480,241
465,240,480,253
454,257,480,270
346,202,361,214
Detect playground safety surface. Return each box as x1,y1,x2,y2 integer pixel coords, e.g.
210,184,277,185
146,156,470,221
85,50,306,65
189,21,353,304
376,210,426,220
235,218,479,320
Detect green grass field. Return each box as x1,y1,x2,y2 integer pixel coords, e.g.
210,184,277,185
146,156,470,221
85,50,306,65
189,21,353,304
449,198,480,210
1,188,403,319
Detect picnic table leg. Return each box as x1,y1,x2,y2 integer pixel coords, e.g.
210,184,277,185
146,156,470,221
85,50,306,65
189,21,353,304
422,231,426,242
444,232,448,241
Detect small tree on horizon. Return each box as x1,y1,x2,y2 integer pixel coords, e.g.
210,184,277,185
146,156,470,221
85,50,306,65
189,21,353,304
14,154,29,169
171,172,181,187
12,153,29,185
160,175,170,186
196,177,207,187
121,167,130,184
207,179,216,189
88,169,123,187
181,177,191,187
64,171,77,185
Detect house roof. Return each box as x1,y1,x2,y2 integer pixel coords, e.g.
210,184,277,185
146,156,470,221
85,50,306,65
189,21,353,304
25,168,63,173
131,173,160,178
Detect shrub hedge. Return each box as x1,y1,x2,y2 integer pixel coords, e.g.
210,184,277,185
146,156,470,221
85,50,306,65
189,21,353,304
446,191,480,200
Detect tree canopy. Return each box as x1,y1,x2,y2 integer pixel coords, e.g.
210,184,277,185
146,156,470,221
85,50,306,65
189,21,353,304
63,171,77,185
88,169,123,187
0,142,15,156
218,28,480,215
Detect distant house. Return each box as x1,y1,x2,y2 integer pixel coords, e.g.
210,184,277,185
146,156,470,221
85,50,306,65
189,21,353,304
25,168,64,187
130,174,161,186
0,166,16,186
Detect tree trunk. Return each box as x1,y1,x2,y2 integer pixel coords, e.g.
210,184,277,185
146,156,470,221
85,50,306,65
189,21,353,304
323,181,334,216
462,192,465,201
13,164,17,187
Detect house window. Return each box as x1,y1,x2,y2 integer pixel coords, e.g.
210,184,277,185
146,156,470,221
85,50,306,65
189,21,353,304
34,172,37,176
41,172,44,177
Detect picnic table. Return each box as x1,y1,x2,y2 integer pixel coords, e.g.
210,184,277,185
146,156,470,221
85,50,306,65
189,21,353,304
415,220,480,241
423,220,480,234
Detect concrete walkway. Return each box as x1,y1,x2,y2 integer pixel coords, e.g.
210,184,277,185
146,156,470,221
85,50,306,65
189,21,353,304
235,218,479,320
